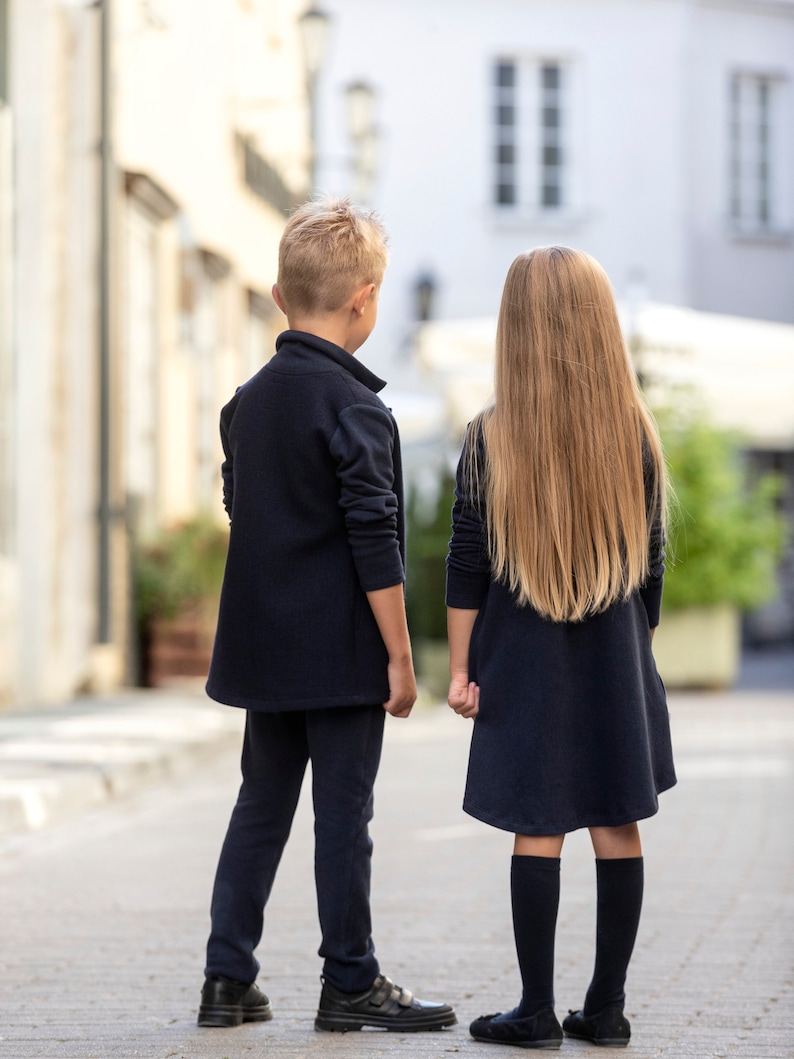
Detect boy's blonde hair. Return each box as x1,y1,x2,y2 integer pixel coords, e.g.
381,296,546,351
277,198,388,315
469,245,667,623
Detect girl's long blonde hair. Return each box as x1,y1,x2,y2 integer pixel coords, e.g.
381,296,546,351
470,246,666,623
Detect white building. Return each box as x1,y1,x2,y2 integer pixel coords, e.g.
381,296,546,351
314,0,794,374
0,0,310,706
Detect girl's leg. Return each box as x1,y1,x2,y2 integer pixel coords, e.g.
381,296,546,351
589,822,642,860
514,835,565,858
509,834,564,1017
583,823,644,1015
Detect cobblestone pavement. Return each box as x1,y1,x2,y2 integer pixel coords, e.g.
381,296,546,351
0,685,791,1058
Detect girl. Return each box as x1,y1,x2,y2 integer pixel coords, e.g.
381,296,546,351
446,247,676,1050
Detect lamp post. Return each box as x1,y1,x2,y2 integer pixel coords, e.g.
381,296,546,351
97,0,114,645
299,6,331,194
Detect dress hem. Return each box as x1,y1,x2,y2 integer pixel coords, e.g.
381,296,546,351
462,778,677,836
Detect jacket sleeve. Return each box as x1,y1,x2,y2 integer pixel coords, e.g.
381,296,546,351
219,397,238,523
446,426,491,609
330,403,405,592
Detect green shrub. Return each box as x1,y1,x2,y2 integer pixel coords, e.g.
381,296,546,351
133,517,229,623
405,475,455,641
661,419,785,611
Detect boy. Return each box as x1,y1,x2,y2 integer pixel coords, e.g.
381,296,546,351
198,198,456,1034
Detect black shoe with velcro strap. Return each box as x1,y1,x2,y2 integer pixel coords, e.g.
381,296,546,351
314,973,457,1032
198,973,273,1027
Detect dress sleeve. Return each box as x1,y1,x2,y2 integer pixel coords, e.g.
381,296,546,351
330,403,405,592
639,452,665,628
446,425,492,609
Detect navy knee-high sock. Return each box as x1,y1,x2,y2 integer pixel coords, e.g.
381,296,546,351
510,855,560,1018
583,857,644,1015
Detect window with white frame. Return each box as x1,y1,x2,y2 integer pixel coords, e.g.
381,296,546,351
493,57,572,212
729,72,789,234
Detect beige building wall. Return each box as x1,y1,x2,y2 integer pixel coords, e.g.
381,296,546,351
0,92,15,707
115,0,308,531
8,1,102,705
3,0,310,706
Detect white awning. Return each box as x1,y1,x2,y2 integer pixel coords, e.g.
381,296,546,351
414,304,794,449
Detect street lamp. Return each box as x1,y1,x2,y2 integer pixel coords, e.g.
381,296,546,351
414,272,437,323
345,81,375,140
345,80,378,203
299,6,331,194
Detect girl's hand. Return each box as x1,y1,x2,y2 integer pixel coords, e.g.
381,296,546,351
448,674,480,719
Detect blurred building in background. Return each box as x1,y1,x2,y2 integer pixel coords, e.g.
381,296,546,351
0,0,310,706
316,0,794,367
316,0,794,641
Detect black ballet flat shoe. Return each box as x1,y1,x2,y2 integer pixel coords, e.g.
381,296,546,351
197,974,273,1027
562,1006,630,1047
314,973,457,1032
469,1007,563,1049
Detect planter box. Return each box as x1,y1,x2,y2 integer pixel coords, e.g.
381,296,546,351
652,604,740,689
145,602,217,687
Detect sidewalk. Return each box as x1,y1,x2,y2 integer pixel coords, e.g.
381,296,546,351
0,687,243,835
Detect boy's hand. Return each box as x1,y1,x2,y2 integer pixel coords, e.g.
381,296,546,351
365,585,416,719
448,672,479,719
383,658,417,718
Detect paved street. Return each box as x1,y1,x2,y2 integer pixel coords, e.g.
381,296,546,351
0,683,792,1059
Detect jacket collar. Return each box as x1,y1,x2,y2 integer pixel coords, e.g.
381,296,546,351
275,330,387,394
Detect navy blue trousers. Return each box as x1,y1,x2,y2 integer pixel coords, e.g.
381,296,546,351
205,704,385,992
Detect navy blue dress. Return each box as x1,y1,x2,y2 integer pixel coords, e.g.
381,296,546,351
446,432,676,836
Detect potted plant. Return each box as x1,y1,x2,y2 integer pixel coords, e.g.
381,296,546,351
134,517,229,687
653,416,785,687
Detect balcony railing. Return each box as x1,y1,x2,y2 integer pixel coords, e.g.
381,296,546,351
238,135,303,215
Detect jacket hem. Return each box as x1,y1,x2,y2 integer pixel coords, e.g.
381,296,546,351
205,683,386,712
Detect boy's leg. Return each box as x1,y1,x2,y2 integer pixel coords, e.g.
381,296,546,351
307,703,385,992
205,709,309,984
308,704,457,1033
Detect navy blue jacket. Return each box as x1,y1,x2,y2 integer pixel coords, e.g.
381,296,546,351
206,330,405,712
